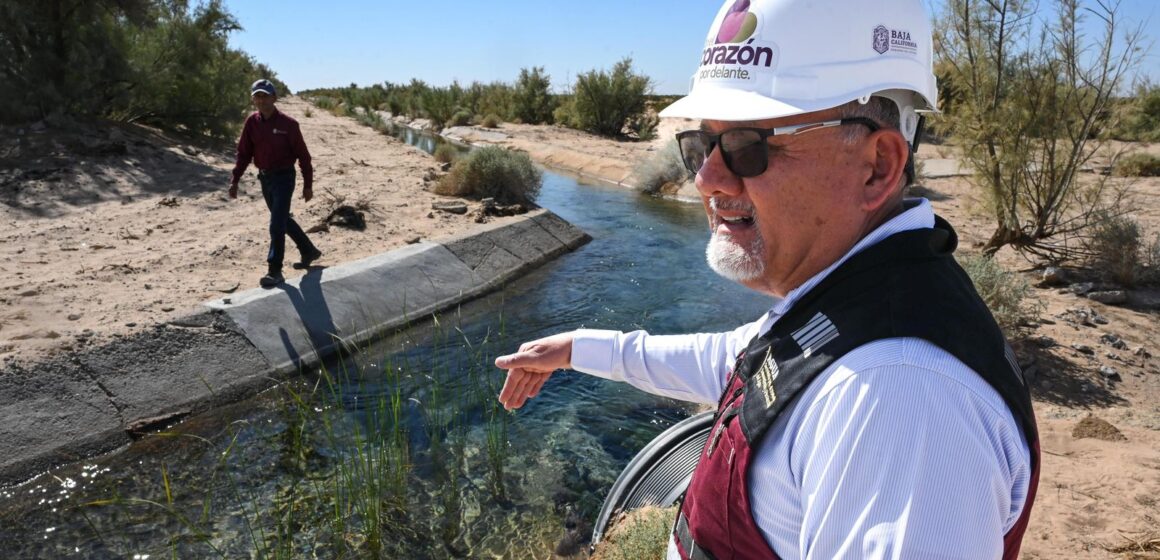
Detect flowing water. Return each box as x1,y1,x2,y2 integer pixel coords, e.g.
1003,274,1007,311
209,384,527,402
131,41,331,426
0,127,772,558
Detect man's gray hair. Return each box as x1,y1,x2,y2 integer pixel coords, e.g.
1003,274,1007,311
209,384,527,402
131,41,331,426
836,96,900,144
836,96,914,188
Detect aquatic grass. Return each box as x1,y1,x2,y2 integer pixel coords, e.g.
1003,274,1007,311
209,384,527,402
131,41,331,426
75,300,548,558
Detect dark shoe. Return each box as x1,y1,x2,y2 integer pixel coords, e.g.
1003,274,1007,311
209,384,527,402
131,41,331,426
259,269,284,288
294,247,323,270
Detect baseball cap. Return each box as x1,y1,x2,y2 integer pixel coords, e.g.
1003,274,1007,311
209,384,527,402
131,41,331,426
251,79,277,97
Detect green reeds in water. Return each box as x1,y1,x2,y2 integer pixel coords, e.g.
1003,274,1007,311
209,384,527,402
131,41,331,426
80,307,536,558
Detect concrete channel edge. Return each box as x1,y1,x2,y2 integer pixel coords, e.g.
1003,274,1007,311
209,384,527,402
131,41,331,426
0,208,590,486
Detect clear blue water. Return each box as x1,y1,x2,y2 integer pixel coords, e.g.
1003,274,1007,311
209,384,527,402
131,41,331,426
0,128,772,558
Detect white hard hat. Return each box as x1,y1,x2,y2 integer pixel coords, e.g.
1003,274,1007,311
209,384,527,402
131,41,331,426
660,0,938,142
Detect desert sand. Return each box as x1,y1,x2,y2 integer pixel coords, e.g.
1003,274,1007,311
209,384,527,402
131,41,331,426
2,96,1159,557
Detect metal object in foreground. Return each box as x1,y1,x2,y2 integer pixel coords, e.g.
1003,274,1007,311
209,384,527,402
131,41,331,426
590,410,715,549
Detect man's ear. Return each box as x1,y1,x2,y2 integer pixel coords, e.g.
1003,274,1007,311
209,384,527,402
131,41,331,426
861,129,909,211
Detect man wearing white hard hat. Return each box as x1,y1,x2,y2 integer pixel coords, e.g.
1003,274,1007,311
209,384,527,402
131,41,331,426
496,0,1039,557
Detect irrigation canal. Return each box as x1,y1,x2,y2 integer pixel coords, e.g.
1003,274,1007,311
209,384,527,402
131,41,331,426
0,125,772,558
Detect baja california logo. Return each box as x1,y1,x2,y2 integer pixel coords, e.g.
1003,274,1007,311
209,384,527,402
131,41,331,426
873,25,889,54
873,24,918,55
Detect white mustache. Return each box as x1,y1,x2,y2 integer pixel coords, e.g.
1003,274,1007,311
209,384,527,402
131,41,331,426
709,197,755,214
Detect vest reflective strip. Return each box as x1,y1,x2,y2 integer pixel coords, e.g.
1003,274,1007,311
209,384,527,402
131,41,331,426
790,312,839,358
675,512,718,560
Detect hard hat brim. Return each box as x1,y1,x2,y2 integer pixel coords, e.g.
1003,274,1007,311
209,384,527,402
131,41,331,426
659,87,815,122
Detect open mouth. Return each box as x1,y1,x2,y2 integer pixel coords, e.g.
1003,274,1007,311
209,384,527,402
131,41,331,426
720,215,754,226
711,198,756,230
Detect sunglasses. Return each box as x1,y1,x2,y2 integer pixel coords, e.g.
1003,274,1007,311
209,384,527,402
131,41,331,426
675,117,880,178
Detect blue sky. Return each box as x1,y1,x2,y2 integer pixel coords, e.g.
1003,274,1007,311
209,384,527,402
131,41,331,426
225,0,1159,95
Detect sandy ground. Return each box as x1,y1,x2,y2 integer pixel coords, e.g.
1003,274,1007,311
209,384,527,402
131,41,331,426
3,97,1160,557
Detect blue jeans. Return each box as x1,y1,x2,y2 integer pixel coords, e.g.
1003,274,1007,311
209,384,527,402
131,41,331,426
259,169,315,269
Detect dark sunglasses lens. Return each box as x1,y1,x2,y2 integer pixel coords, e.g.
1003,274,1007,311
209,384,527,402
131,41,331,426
720,130,767,177
677,132,710,174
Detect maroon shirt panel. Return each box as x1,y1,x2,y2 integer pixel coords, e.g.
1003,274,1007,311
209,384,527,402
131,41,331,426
230,110,313,188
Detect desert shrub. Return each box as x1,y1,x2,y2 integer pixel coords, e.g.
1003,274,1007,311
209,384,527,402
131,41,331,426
1109,82,1160,142
553,96,581,129
437,146,541,204
569,57,654,137
631,140,688,195
433,143,459,164
0,0,282,139
512,66,556,125
303,107,313,118
627,111,659,141
353,108,385,131
449,109,472,127
1085,214,1142,286
476,82,515,122
958,254,1039,336
936,0,1143,260
311,96,338,111
481,114,502,128
421,87,456,130
589,505,674,560
1113,153,1160,177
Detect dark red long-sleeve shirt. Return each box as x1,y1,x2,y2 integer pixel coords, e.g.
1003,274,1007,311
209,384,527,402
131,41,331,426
230,109,313,188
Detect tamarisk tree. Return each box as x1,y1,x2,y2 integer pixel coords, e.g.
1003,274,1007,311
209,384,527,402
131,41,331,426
935,0,1145,261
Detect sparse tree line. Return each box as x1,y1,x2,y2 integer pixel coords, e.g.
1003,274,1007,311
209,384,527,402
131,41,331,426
299,58,666,141
0,0,285,139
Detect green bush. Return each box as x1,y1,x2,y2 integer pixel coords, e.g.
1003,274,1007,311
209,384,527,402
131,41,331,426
436,146,541,204
512,66,556,125
476,82,515,122
481,114,502,128
0,0,287,139
552,96,581,129
433,143,459,164
631,140,689,195
310,96,333,110
568,57,654,137
1109,83,1160,142
353,108,386,131
449,109,472,127
421,87,456,130
627,111,659,141
1113,153,1160,177
1086,214,1143,286
958,254,1039,335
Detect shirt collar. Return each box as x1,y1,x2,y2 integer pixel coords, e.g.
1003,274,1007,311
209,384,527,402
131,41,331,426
758,197,935,332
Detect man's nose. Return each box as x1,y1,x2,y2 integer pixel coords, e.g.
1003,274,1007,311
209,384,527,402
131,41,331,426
695,146,743,198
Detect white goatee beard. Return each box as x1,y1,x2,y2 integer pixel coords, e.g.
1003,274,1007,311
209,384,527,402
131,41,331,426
705,198,765,282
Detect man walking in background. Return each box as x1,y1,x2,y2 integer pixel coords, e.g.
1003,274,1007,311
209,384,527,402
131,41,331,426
495,0,1039,557
229,78,322,288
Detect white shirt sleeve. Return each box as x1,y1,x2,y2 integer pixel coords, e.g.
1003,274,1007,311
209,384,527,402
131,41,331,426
569,317,765,405
752,338,1032,559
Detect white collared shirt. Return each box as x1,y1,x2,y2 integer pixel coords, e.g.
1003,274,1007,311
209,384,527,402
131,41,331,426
571,199,1031,559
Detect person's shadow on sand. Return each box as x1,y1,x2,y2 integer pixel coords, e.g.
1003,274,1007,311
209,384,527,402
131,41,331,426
276,266,336,369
